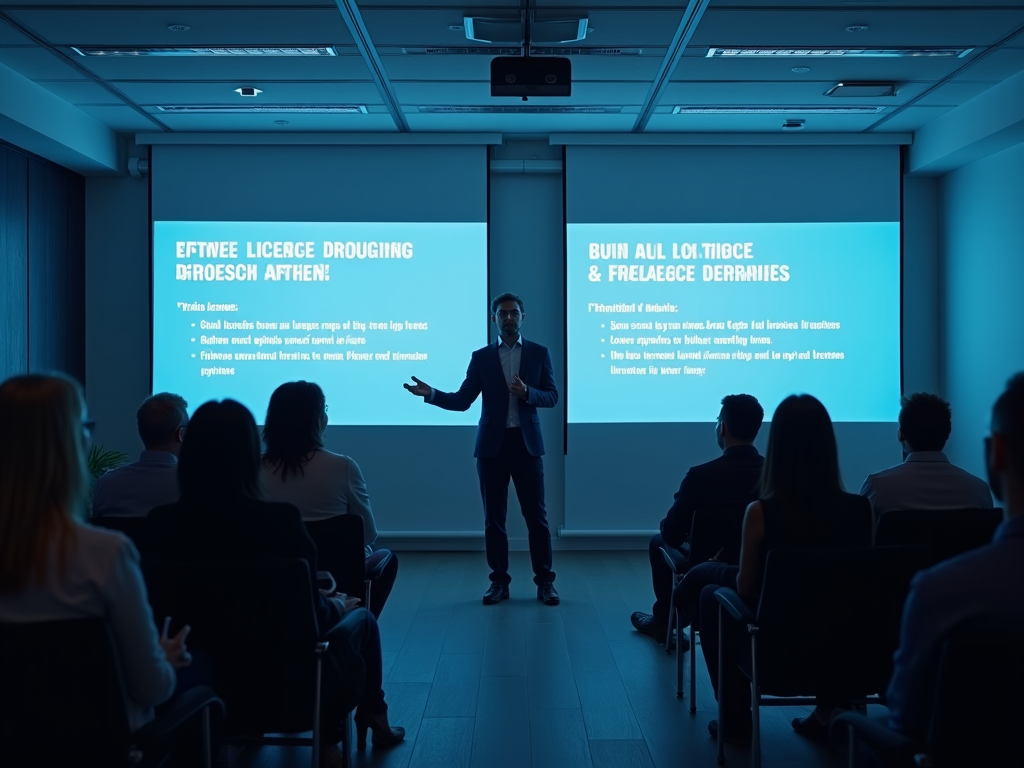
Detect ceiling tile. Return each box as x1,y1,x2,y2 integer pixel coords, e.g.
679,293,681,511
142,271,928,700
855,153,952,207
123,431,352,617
913,80,998,107
76,51,372,82
153,112,399,132
34,79,125,105
643,111,883,133
692,9,1024,48
116,80,383,105
953,46,1024,81
405,111,637,132
4,9,354,46
76,104,163,132
0,46,88,80
660,80,929,106
0,19,33,45
867,105,954,133
393,80,649,106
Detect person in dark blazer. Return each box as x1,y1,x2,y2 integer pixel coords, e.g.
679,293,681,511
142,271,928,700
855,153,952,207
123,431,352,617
404,293,560,605
630,394,765,647
146,399,403,763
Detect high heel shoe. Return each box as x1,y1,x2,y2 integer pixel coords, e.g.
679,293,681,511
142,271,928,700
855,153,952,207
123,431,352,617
354,710,405,750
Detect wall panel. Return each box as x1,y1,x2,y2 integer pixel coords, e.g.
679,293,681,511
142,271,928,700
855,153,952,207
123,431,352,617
0,146,28,380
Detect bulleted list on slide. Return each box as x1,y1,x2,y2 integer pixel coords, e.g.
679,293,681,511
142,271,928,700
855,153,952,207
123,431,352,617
153,221,487,426
567,222,901,424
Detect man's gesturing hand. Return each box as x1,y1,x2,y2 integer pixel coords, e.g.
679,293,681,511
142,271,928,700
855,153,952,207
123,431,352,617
403,376,431,398
510,374,529,401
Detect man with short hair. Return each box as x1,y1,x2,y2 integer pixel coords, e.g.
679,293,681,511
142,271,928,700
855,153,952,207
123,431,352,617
860,392,992,517
93,393,188,518
630,394,765,647
886,373,1024,741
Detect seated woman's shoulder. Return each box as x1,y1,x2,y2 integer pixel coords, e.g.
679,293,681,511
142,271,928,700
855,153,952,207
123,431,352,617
76,521,139,562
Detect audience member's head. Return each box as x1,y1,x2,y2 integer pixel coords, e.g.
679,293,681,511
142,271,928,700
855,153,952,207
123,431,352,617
987,372,1024,514
262,381,327,481
0,373,90,593
760,394,843,515
137,392,189,455
898,393,952,453
178,399,261,501
717,394,764,449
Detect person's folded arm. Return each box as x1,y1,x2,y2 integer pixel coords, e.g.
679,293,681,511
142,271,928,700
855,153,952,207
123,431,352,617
345,458,377,548
525,348,558,409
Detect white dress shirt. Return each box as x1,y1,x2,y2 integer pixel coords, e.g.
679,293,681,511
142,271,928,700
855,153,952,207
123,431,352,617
860,451,993,517
93,450,179,518
0,523,176,731
262,449,378,555
497,335,523,428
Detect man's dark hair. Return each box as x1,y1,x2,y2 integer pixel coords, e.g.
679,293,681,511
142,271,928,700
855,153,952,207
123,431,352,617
178,399,261,501
137,393,188,448
490,293,524,315
992,372,1024,476
898,393,952,452
720,394,763,442
262,380,326,481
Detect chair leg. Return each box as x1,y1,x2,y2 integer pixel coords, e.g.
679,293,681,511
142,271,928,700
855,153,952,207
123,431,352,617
750,634,760,768
364,579,372,611
202,706,212,768
339,711,353,768
689,628,697,713
665,576,677,652
312,651,323,768
676,607,684,697
717,605,725,766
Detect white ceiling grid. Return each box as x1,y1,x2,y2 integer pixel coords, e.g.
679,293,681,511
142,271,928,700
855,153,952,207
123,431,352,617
0,1,1023,135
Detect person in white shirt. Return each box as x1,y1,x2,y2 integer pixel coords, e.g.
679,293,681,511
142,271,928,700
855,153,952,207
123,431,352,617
261,381,398,618
861,392,993,518
0,373,191,732
93,393,189,518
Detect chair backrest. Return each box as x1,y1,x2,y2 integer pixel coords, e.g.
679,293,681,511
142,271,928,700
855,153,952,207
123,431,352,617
751,545,930,697
304,515,366,598
91,515,150,555
926,630,1024,767
143,558,320,734
0,617,131,767
875,508,1003,564
687,505,748,565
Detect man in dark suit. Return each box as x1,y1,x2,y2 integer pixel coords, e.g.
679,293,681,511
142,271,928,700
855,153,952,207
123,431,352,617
630,394,765,646
404,293,560,605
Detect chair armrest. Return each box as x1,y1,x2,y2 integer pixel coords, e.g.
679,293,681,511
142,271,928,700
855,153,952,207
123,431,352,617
135,686,224,746
366,551,393,581
316,571,337,594
713,587,756,626
831,712,919,767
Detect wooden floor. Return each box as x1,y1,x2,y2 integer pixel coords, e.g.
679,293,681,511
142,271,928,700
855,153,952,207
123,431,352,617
239,551,855,768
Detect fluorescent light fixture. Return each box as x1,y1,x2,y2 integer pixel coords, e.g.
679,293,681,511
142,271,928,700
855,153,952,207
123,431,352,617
706,47,973,58
398,46,522,55
531,18,589,45
155,105,367,114
463,16,523,45
671,106,886,114
70,46,337,57
419,105,621,114
531,46,645,56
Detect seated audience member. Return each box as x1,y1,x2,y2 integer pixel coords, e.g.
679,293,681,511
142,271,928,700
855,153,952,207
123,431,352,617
860,392,992,518
683,395,871,745
93,393,189,518
146,399,403,762
0,374,190,732
886,373,1024,743
630,394,764,648
261,381,398,618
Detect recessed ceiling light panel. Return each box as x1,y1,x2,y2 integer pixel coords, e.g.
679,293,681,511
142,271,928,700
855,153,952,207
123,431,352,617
671,105,886,114
706,47,972,58
70,45,337,57
235,87,262,97
156,105,368,114
419,105,620,114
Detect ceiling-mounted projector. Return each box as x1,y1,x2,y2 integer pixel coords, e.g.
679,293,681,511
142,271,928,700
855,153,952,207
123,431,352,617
490,57,572,97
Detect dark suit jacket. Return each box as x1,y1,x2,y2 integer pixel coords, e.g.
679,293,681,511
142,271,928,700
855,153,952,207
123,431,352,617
146,496,342,630
659,445,764,548
430,338,558,458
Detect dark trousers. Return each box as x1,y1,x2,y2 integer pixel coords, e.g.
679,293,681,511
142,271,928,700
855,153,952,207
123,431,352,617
649,533,687,624
477,427,554,585
320,607,386,743
365,549,398,619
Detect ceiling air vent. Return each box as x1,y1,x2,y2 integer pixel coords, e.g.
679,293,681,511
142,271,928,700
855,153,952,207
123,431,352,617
532,47,644,56
464,16,523,45
825,81,897,97
71,46,338,57
156,105,367,114
671,106,886,114
419,105,621,114
399,46,522,56
705,47,972,58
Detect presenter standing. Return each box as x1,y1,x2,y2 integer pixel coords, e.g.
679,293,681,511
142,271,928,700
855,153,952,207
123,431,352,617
404,293,560,605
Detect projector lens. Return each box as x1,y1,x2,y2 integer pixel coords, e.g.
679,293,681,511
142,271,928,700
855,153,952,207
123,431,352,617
545,74,557,84
505,74,516,84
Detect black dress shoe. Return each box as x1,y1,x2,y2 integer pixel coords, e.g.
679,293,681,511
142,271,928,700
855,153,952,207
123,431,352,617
537,582,560,605
708,718,752,748
482,584,509,604
630,612,690,651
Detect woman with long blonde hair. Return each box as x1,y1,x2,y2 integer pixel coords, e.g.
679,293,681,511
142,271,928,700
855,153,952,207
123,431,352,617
0,373,190,731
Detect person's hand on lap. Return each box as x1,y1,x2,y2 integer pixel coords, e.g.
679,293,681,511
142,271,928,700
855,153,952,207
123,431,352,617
159,616,193,670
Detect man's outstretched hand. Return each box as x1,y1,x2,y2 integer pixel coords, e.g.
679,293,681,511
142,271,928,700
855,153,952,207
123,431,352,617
404,376,431,398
